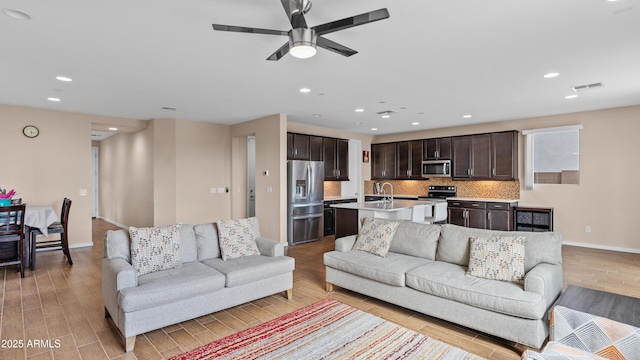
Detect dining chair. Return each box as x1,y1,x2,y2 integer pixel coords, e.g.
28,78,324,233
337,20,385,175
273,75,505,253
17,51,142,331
29,198,73,270
0,204,27,277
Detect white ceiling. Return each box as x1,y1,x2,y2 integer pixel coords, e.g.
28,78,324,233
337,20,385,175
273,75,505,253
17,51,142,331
2,0,639,135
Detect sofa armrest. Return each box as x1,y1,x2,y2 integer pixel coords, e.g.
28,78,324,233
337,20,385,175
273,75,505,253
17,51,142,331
335,235,357,252
102,258,137,322
255,237,284,257
524,262,563,309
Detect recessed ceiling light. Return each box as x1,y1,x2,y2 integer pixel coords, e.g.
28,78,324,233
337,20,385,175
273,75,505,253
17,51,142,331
299,88,311,93
2,8,31,20
56,76,72,82
312,114,322,117
355,108,364,113
543,72,560,78
371,128,378,131
381,115,390,119
108,127,118,131
463,114,472,118
565,94,578,99
412,122,420,125
47,97,61,102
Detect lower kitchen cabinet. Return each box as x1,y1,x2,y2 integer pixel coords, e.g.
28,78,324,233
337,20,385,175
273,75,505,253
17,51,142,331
335,208,359,238
448,200,517,231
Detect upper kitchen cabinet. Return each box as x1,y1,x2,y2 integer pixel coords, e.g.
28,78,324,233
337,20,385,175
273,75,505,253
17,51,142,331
287,133,310,160
423,137,451,160
372,143,397,179
452,131,518,180
324,138,349,181
396,140,423,179
309,135,323,161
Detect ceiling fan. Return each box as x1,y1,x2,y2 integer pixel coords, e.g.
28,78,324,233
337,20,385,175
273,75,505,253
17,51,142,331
212,0,390,61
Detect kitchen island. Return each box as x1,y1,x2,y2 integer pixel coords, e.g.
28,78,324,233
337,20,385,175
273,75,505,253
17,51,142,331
331,199,446,233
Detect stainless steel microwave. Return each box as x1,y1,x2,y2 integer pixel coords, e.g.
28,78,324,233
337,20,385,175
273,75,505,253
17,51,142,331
421,160,451,178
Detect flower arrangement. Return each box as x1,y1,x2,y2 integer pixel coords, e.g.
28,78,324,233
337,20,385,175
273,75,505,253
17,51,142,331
0,187,16,199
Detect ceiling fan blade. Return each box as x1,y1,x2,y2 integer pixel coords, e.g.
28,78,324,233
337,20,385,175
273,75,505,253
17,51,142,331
280,0,308,28
313,8,389,36
316,36,357,57
212,24,288,36
267,42,291,61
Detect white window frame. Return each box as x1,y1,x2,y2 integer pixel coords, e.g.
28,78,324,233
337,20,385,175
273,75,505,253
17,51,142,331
522,124,583,190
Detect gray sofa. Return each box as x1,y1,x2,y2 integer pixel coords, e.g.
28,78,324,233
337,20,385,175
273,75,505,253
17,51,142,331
324,222,563,349
102,223,295,352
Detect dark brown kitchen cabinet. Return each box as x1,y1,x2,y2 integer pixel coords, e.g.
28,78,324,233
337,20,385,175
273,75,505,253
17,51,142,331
372,143,397,179
452,136,472,178
287,133,310,160
491,131,518,180
309,136,323,161
423,137,451,160
448,200,517,231
396,140,423,179
324,138,349,181
452,131,518,180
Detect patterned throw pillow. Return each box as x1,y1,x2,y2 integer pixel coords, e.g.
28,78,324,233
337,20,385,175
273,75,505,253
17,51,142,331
352,217,399,257
216,218,261,261
129,224,182,276
466,236,525,285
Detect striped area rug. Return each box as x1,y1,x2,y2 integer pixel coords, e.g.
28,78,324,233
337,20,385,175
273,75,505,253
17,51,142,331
171,298,484,360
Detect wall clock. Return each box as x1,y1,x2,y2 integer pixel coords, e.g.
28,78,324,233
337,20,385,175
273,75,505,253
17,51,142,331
23,125,39,138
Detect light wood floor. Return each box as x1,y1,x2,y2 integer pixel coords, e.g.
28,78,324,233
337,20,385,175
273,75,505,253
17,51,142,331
1,219,639,359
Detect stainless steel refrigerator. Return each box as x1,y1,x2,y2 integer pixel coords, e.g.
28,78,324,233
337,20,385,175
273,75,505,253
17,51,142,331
287,160,324,245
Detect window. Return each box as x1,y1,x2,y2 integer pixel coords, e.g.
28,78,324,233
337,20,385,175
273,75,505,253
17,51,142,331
523,125,582,189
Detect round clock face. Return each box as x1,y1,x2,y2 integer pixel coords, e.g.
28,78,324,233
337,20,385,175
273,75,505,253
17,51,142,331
23,125,39,138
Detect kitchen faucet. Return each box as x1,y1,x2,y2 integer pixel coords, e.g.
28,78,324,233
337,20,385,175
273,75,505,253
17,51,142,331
381,182,394,204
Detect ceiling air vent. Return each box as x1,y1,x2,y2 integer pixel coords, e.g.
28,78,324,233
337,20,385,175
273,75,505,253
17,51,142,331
376,110,397,116
571,82,605,93
161,106,177,111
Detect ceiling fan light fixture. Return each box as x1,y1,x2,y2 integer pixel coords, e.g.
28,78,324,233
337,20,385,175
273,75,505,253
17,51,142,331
289,28,317,59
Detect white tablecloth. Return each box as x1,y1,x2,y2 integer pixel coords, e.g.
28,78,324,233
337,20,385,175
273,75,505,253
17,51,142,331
25,205,59,236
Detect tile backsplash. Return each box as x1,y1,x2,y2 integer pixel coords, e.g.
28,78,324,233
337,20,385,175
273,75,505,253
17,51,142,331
364,178,520,199
324,181,342,197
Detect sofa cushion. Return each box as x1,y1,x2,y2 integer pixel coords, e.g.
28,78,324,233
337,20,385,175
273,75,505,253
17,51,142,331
129,225,182,276
178,224,198,263
352,217,399,257
406,261,546,319
437,224,563,272
194,223,220,260
217,218,261,260
389,221,440,260
324,250,432,287
119,262,225,312
105,229,131,262
467,236,525,285
202,255,295,288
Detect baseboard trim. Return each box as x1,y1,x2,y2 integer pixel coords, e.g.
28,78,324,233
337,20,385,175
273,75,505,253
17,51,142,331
563,241,640,255
70,242,93,249
97,216,128,229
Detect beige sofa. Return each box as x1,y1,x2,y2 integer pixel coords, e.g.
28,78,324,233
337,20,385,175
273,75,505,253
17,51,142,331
102,222,295,352
324,221,563,348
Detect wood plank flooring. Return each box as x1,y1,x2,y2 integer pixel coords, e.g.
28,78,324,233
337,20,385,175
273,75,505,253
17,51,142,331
1,218,639,359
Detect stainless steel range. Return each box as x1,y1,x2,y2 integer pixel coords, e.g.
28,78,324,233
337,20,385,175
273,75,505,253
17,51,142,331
426,185,457,199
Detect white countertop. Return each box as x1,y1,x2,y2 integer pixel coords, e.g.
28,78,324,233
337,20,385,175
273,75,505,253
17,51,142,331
330,199,445,212
364,194,423,199
324,196,358,201
447,197,519,203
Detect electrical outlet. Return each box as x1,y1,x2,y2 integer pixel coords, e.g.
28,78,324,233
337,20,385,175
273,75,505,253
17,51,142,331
210,187,217,193
267,186,273,193
585,226,591,233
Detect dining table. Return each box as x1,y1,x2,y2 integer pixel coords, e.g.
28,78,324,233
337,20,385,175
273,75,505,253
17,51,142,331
24,205,59,268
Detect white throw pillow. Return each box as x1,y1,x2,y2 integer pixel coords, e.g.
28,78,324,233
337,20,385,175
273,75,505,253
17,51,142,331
129,224,182,276
216,218,261,261
352,217,399,257
467,236,526,285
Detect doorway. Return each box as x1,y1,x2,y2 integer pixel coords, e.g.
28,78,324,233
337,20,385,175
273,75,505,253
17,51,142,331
247,136,256,217
92,146,99,218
